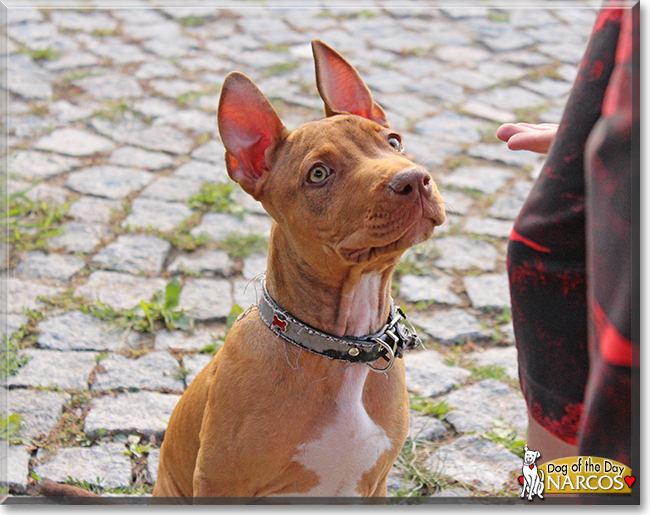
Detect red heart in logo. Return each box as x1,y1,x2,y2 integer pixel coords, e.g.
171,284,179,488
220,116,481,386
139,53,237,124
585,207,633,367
518,476,524,485
529,464,534,469
624,476,635,488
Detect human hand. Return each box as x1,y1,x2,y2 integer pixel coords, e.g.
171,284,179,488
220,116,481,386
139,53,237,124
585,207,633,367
496,123,559,154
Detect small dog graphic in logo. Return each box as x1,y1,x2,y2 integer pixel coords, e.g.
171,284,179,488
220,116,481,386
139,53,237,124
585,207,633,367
520,445,544,500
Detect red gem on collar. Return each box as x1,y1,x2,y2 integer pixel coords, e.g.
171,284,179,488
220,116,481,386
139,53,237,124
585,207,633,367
529,464,534,469
272,315,288,333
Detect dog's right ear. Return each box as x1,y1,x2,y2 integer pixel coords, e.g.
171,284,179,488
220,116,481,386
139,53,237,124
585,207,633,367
218,72,288,199
312,39,389,128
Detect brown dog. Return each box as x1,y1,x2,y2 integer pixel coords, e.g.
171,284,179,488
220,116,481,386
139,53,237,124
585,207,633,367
152,40,445,501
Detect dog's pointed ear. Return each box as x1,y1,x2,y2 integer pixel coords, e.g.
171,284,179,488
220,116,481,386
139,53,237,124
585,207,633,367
536,451,541,460
218,72,288,199
312,39,389,128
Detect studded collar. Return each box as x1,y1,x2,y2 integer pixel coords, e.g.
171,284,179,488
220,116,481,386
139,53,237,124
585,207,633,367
257,283,421,372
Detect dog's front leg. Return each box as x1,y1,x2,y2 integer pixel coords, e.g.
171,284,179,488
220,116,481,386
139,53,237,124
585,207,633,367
519,477,528,498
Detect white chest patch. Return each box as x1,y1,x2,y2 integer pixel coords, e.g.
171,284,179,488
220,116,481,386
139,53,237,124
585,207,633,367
293,366,391,496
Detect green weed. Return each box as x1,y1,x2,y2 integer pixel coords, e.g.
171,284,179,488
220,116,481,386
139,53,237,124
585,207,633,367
219,233,269,260
19,46,60,62
116,434,156,458
64,476,104,495
469,364,509,382
2,188,68,251
266,61,299,76
178,15,206,26
409,396,451,419
200,305,243,355
0,413,23,442
484,419,526,458
188,182,244,216
91,278,194,333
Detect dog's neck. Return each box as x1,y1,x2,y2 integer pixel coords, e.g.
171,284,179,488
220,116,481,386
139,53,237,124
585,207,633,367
265,227,395,338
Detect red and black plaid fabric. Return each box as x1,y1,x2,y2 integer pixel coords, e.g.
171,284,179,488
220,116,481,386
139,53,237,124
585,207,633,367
507,3,638,467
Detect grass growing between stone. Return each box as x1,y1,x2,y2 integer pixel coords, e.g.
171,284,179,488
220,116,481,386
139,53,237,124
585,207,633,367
2,188,68,253
219,233,269,261
200,305,243,355
484,419,526,459
37,280,194,338
38,391,94,451
91,278,194,334
18,45,61,62
393,438,458,497
188,182,244,216
2,310,43,378
0,413,24,444
409,395,452,420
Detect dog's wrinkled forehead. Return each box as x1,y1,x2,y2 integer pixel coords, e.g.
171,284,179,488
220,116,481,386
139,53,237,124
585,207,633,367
270,115,391,172
280,115,390,166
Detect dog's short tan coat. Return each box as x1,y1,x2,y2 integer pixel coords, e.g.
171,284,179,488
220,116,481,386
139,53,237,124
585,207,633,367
152,40,445,501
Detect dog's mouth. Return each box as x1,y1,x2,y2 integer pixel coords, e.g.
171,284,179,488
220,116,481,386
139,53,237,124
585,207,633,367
339,217,436,264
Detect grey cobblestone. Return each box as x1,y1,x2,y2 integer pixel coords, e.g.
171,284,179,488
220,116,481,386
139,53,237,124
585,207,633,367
48,221,109,253
35,443,132,489
428,435,521,492
92,352,184,393
34,128,115,156
469,346,519,380
8,150,80,180
404,350,471,398
434,237,497,272
463,273,511,310
3,1,599,499
122,198,195,232
155,327,224,353
84,391,182,438
443,379,527,438
183,353,214,387
6,388,69,439
411,309,489,344
5,446,31,491
15,251,85,284
92,234,171,275
66,165,154,199
190,212,273,242
75,270,167,310
37,310,137,352
7,278,63,314
7,350,97,390
67,196,122,224
109,146,175,170
400,274,461,306
443,166,514,195
179,278,233,321
167,250,233,277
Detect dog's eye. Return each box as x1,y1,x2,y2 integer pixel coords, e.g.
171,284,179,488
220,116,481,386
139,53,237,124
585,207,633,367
388,135,403,152
307,164,331,184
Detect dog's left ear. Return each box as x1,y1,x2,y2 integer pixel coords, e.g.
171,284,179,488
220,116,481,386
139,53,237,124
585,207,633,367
312,39,389,128
535,451,541,460
218,71,288,199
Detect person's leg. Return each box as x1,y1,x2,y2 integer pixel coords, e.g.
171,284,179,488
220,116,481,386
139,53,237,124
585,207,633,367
526,415,578,465
507,5,623,460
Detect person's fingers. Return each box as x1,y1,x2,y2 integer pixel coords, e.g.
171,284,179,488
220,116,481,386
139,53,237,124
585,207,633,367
507,130,556,154
497,123,559,153
496,123,525,142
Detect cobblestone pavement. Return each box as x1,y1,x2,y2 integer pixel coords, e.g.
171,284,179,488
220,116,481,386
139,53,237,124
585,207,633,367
2,0,598,501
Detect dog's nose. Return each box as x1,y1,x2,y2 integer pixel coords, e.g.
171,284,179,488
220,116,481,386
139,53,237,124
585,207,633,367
389,168,432,197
